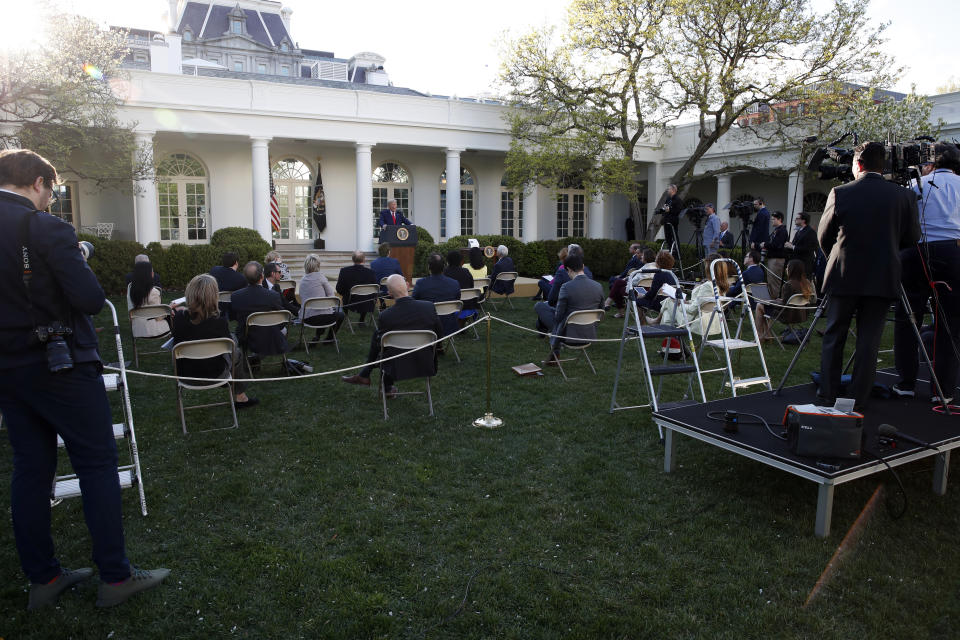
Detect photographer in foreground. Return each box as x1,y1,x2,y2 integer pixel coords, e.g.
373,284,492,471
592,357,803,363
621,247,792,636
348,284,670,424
893,142,960,404
817,142,920,411
0,149,169,609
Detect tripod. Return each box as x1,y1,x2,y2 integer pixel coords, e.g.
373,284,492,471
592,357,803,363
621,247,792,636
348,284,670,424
660,222,683,274
687,226,705,261
734,218,750,257
773,285,951,415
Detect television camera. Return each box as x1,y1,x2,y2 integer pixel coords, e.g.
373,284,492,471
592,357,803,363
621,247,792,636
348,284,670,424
807,134,950,186
683,205,708,228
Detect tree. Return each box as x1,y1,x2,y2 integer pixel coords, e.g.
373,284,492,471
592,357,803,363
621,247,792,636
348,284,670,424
500,0,904,240
0,13,148,190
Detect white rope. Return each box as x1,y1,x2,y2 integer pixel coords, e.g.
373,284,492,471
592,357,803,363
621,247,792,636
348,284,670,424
106,320,479,383
487,313,641,343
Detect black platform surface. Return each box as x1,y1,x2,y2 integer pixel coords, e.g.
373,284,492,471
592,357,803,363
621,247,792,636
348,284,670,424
653,369,960,479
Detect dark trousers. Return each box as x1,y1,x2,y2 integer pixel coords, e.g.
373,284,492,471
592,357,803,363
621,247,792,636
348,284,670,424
894,242,960,396
819,295,890,409
0,362,131,584
359,331,393,387
305,309,345,340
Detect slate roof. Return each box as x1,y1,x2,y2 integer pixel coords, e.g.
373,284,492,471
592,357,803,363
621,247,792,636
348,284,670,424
177,2,292,46
196,68,427,97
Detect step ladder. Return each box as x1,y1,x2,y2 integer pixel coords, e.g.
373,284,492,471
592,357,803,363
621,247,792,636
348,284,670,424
52,300,147,515
696,258,772,397
609,270,707,439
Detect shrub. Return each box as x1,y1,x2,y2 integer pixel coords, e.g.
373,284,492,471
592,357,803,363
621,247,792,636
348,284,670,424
515,241,552,278
210,227,272,266
81,234,146,296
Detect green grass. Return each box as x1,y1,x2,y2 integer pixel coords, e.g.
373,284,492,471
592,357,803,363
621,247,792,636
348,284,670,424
1,291,958,638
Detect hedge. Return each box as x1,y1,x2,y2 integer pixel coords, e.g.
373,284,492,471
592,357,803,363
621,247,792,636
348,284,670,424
81,226,271,295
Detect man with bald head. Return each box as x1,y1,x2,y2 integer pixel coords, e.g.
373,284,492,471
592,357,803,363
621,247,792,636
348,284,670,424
335,249,378,325
342,274,443,394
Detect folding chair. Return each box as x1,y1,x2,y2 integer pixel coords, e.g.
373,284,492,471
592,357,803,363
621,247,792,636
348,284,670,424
218,290,233,321
128,305,172,368
488,271,519,309
474,277,490,310
345,283,380,333
242,310,292,376
552,308,604,381
171,337,239,434
379,330,437,420
459,288,483,339
299,297,342,354
277,279,297,294
433,300,463,363
766,292,816,350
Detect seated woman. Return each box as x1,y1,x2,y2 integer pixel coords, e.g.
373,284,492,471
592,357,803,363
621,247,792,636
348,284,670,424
299,253,345,344
754,259,814,341
640,248,657,272
535,247,567,301
265,250,291,280
127,261,169,338
637,251,677,316
661,253,730,335
466,246,488,301
171,274,257,408
607,245,657,317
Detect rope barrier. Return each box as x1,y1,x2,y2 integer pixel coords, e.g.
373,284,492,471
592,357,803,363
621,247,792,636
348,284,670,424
487,314,640,343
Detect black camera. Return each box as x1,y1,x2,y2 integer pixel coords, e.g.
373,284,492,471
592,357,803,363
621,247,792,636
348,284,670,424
728,200,753,223
35,322,74,373
684,205,707,227
808,136,951,186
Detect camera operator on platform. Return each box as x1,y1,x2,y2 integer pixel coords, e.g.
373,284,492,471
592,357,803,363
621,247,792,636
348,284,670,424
659,184,683,251
0,149,168,609
749,197,770,251
817,141,920,411
893,142,960,404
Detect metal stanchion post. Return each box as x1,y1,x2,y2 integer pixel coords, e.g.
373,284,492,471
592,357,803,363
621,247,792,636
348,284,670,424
473,314,503,429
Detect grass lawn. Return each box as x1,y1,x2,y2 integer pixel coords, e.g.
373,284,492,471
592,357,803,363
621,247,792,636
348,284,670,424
1,290,958,638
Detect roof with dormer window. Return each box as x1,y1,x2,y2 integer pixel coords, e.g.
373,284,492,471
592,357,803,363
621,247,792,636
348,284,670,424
177,1,293,48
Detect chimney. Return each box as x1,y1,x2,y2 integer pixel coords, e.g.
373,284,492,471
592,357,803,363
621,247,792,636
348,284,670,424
168,0,180,33
281,7,293,35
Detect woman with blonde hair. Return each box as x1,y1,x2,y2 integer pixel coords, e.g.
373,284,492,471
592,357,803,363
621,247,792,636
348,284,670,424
171,274,257,408
299,253,344,343
264,250,291,280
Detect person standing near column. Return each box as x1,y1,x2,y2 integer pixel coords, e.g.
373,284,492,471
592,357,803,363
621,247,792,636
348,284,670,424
0,149,169,609
750,197,770,251
817,142,920,411
762,211,789,297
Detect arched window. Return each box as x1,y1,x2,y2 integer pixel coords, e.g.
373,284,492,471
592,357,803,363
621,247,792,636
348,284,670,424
156,153,208,243
684,197,703,208
271,158,313,241
372,162,411,239
500,176,523,238
803,192,828,213
734,193,754,205
440,167,475,238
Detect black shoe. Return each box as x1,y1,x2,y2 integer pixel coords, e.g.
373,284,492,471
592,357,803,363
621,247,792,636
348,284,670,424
234,397,260,409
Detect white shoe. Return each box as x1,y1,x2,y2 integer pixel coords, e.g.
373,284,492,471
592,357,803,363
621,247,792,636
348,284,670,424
931,395,954,405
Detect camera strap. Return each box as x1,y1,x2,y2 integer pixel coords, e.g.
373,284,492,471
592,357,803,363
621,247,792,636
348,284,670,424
18,209,71,337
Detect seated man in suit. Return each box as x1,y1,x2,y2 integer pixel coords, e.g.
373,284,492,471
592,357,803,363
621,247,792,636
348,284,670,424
230,261,289,357
371,243,403,298
544,252,604,365
727,249,765,308
378,199,411,230
489,245,517,295
335,250,378,325
412,253,461,336
342,274,443,396
210,251,247,321
263,262,300,316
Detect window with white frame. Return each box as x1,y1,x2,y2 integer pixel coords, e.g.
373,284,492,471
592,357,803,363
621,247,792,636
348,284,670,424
440,167,475,238
156,153,208,243
556,190,585,238
500,176,522,238
46,182,78,228
372,162,411,239
233,60,243,72
280,65,289,76
257,62,267,74
271,158,313,241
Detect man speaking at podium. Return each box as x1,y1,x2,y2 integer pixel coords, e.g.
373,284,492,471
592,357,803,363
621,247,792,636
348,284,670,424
378,199,411,229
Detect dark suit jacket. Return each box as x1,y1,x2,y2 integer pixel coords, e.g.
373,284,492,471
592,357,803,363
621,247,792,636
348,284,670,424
547,265,593,307
555,274,604,343
378,209,411,228
719,230,735,250
728,263,765,299
790,225,819,278
378,296,443,381
263,279,300,316
335,264,378,313
371,256,403,291
618,254,643,279
765,225,788,258
490,256,517,294
412,274,461,335
750,207,770,248
210,265,246,292
818,173,920,298
230,284,289,354
663,194,684,231
0,191,104,368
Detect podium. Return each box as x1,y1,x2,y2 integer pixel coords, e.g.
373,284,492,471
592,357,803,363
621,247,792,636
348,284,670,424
380,225,418,283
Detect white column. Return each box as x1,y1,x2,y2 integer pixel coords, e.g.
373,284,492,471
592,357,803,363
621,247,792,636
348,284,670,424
355,142,374,251
647,163,665,217
522,184,538,241
588,193,604,238
250,137,272,243
787,170,804,227
716,174,732,224
133,131,160,245
445,148,463,238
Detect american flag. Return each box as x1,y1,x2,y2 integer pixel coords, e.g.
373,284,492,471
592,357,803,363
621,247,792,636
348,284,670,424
269,174,280,233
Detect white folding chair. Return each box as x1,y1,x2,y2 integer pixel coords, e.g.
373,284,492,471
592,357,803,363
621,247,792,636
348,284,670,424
299,296,341,354
488,271,519,309
346,283,380,333
171,338,239,434
243,310,292,377
433,300,463,363
379,330,437,420
459,288,483,339
552,309,604,381
128,305,172,368
277,279,297,294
